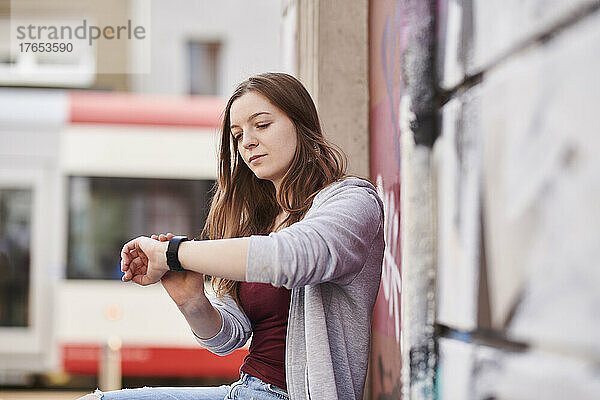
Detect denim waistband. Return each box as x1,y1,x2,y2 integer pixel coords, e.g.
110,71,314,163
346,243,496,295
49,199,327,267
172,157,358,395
238,372,288,396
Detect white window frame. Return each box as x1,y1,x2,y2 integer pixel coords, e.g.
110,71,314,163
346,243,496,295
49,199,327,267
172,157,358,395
0,168,54,369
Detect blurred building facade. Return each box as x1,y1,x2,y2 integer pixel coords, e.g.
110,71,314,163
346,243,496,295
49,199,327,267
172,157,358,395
0,0,286,93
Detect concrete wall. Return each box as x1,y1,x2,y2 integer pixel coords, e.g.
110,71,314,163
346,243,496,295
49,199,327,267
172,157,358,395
434,0,600,399
296,0,369,179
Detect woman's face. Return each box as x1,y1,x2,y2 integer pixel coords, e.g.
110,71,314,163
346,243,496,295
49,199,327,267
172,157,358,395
229,91,298,192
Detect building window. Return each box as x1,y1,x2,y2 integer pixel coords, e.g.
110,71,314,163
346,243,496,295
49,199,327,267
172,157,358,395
66,176,214,280
0,188,32,327
188,41,221,95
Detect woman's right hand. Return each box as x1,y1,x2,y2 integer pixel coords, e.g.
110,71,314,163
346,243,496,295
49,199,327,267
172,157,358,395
151,233,207,307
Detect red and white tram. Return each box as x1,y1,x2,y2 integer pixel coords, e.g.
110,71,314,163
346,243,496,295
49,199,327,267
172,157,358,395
0,89,248,384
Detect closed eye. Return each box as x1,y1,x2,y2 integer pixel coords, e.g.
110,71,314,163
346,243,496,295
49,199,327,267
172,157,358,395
232,122,271,141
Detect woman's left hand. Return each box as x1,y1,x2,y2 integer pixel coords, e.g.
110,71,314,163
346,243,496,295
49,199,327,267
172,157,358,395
120,236,169,286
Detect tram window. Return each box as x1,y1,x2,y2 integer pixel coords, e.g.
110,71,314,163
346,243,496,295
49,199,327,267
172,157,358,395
0,188,32,327
66,176,215,280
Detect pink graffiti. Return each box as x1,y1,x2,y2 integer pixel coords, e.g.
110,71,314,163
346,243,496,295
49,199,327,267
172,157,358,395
377,174,402,344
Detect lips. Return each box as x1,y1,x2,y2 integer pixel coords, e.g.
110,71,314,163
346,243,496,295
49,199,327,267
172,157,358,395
249,154,266,162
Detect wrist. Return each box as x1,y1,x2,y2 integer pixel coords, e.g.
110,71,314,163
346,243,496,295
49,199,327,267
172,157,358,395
155,241,169,273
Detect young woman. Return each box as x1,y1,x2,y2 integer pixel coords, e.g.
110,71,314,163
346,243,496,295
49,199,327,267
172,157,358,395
80,72,385,400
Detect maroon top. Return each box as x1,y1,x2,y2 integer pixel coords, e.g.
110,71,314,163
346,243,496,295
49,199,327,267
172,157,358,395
238,281,291,390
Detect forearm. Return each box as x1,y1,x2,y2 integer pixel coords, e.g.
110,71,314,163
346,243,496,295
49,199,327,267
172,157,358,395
176,237,250,281
178,296,223,340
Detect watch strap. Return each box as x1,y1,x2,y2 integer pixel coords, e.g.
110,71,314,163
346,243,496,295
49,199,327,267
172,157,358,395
166,236,189,271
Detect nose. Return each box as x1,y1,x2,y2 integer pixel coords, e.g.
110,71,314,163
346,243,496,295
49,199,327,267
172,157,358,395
241,131,258,149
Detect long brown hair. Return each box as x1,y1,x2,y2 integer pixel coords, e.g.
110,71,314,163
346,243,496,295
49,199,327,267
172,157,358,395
196,72,351,301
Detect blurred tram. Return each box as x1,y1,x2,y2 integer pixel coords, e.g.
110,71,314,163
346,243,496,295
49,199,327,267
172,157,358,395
0,88,247,383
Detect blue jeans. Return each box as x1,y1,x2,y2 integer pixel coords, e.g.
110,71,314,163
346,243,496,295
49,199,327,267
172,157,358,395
77,372,289,400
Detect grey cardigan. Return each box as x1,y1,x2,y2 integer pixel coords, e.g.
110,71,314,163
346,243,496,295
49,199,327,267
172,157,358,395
196,177,385,400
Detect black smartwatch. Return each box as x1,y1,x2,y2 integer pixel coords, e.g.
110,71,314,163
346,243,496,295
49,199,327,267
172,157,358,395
166,236,189,271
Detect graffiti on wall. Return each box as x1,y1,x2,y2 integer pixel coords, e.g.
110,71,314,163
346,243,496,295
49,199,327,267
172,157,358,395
376,174,401,344
369,0,404,398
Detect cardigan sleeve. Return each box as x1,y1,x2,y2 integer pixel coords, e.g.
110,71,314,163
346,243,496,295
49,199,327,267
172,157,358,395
192,291,252,356
245,184,383,289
